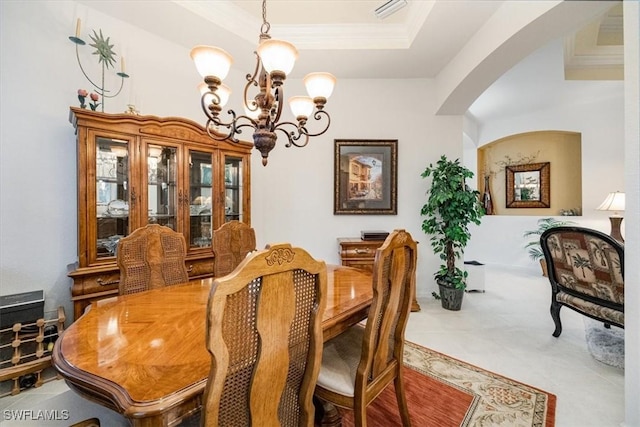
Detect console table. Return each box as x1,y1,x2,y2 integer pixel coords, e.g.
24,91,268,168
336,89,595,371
338,237,421,312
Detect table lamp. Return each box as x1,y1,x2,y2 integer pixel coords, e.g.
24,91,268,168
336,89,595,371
596,191,625,242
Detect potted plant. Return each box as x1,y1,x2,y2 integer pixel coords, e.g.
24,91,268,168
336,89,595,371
421,155,485,310
523,217,575,276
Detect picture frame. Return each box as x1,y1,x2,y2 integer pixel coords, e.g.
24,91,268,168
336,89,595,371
334,139,397,215
505,162,550,208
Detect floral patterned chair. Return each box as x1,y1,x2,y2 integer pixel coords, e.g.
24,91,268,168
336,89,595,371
540,226,624,337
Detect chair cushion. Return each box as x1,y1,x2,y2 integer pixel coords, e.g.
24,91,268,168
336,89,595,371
316,325,365,397
557,291,624,326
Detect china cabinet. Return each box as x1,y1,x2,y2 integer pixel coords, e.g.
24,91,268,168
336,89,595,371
68,107,251,319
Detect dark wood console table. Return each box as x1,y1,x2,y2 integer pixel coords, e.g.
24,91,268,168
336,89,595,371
338,237,421,311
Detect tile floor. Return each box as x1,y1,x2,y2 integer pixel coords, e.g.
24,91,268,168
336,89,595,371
0,265,625,426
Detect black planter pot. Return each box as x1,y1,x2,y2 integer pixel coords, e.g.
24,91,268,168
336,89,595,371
438,283,464,311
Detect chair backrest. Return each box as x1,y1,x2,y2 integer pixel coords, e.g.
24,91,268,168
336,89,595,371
202,243,327,427
116,224,189,295
541,226,624,307
359,229,417,396
212,220,257,277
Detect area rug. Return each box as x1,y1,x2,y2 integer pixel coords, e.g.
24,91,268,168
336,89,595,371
584,317,625,369
340,341,556,427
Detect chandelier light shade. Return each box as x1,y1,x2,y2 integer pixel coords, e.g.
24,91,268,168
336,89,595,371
256,39,298,75
190,0,336,166
289,96,314,119
596,191,625,242
304,72,337,99
191,46,233,81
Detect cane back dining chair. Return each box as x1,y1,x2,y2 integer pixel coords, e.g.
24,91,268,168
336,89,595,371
540,226,624,337
212,220,257,277
314,229,418,426
116,224,189,295
201,242,327,427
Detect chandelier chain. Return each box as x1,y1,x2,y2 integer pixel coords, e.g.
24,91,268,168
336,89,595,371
191,0,335,166
260,0,271,38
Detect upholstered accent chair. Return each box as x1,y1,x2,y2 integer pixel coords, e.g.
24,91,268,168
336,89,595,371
540,226,624,337
116,224,189,295
212,220,257,277
314,229,418,427
201,243,327,426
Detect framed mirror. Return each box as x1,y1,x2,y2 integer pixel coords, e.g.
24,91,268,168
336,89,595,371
506,162,550,208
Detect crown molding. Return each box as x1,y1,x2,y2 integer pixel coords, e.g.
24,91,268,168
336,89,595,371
174,0,432,50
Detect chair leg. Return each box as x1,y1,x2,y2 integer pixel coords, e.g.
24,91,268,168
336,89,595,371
550,301,563,337
353,399,367,427
394,374,411,426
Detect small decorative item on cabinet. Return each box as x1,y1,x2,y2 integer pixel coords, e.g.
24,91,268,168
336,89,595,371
69,21,130,113
77,89,88,109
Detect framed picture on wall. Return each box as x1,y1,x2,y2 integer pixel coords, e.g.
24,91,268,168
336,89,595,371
334,139,397,215
505,162,550,208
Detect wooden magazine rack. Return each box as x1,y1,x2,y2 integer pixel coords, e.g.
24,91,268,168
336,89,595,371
0,307,65,397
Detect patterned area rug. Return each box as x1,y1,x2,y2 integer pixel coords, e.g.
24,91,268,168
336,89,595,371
584,317,625,369
340,341,556,427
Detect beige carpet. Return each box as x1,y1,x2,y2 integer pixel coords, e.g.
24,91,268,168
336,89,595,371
339,341,556,427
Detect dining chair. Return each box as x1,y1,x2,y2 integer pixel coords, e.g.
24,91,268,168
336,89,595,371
314,229,418,426
211,220,256,277
116,224,189,295
201,242,327,427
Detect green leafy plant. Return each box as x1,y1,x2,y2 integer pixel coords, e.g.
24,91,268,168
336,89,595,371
523,217,575,261
421,155,485,290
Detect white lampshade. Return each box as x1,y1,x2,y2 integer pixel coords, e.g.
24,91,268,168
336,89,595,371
289,96,314,118
304,72,336,99
257,39,298,75
190,45,233,80
596,191,625,214
216,84,231,107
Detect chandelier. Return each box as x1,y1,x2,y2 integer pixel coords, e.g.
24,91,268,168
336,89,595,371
190,0,336,166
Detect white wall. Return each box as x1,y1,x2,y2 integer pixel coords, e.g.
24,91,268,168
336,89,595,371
250,78,464,298
0,1,628,310
0,2,465,316
623,2,639,425
2,2,638,424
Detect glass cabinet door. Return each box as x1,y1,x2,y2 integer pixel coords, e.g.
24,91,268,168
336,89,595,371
188,150,213,249
95,138,130,259
147,144,178,230
224,156,244,223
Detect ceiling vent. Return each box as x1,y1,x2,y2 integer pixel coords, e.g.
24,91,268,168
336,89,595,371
374,0,408,20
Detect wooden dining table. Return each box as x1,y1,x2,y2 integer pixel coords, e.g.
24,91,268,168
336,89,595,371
52,264,373,427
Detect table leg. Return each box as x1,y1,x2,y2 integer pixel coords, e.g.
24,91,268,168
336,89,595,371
314,396,342,427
